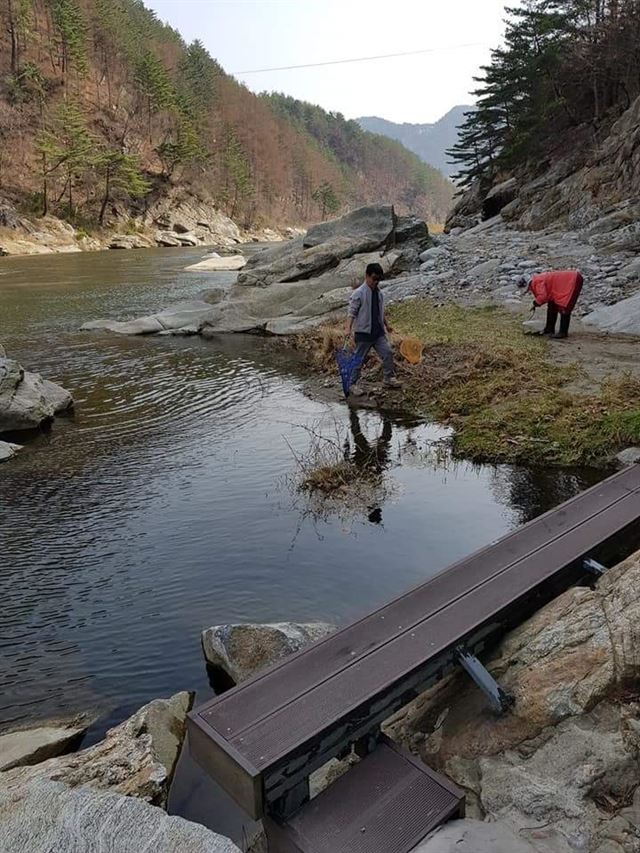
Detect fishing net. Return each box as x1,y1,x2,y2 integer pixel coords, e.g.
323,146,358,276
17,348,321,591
334,346,364,397
399,336,424,365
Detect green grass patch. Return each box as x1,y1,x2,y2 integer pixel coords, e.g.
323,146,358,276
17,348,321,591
387,300,640,466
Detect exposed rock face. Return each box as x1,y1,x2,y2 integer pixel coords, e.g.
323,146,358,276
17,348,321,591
482,178,518,219
1,692,192,807
0,357,73,433
156,230,182,247
109,234,153,250
0,779,241,853
146,194,242,248
202,623,336,684
385,548,640,852
0,440,22,462
0,720,89,771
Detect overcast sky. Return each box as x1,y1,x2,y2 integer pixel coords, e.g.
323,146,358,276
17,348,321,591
145,0,513,124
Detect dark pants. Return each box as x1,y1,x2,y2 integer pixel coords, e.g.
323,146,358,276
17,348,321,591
544,303,572,336
352,335,395,382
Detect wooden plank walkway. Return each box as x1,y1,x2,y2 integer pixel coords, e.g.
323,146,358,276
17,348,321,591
189,464,640,820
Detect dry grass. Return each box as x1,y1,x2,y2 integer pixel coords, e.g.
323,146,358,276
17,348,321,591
289,301,640,467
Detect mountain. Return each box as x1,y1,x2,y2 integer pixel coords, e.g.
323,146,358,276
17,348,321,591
357,106,473,178
0,0,454,233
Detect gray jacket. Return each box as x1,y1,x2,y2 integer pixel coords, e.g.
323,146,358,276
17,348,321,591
348,282,386,335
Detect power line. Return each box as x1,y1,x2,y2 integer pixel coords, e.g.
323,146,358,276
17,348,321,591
233,43,488,75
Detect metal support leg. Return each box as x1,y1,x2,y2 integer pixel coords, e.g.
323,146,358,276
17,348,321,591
456,647,514,714
354,728,380,758
269,778,310,821
583,557,607,577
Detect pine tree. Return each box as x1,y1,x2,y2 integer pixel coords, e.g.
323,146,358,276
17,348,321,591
312,182,340,219
49,0,88,80
95,148,150,224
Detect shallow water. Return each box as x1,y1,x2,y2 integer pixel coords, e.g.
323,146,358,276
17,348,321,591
0,246,605,839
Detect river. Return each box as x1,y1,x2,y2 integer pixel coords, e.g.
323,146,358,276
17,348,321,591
0,245,605,839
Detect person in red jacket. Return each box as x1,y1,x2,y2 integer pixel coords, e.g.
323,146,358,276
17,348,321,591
526,270,584,338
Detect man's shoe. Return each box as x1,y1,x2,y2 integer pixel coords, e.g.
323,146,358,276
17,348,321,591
551,331,568,340
350,384,365,396
383,377,402,389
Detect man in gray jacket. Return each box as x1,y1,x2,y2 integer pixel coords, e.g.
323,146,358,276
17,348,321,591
346,262,401,395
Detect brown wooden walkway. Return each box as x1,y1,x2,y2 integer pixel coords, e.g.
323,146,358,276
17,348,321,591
189,464,640,832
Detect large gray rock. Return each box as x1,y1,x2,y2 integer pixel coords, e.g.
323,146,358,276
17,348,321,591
2,692,192,807
201,251,401,336
82,300,218,336
303,204,396,249
202,623,335,684
148,195,242,247
0,358,73,433
156,230,182,247
185,255,246,271
616,447,640,467
0,779,241,853
386,548,640,852
415,819,538,853
0,720,88,771
582,292,640,334
0,440,22,462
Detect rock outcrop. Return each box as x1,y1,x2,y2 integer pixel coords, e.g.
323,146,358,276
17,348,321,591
0,719,89,771
0,692,243,852
82,205,420,337
0,779,241,853
385,547,640,852
1,692,192,806
583,292,640,335
202,622,335,684
0,357,73,433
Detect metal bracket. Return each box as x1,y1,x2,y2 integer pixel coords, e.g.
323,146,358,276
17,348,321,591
583,557,607,577
268,778,310,821
456,647,514,715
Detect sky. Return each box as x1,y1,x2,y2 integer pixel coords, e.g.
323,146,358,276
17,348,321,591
145,0,513,125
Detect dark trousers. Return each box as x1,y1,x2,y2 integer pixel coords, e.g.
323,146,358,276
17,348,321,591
544,303,571,336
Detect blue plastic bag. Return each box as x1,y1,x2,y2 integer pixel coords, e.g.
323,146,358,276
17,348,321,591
334,345,364,398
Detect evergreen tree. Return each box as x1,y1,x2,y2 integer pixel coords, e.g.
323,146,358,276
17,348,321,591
49,0,88,79
312,182,340,219
95,148,150,223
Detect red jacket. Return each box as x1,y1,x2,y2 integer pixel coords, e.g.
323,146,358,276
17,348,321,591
529,270,583,312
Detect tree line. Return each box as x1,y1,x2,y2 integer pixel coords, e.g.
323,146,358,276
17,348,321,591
1,0,453,228
448,0,640,188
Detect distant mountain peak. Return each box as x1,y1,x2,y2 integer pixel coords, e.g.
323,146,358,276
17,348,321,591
357,106,474,178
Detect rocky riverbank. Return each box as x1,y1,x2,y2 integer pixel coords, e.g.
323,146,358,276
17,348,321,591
0,194,302,258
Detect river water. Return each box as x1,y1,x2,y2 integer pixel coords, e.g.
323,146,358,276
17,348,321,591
0,246,604,838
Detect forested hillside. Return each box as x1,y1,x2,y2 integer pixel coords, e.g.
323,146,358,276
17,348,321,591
0,0,453,231
357,107,472,177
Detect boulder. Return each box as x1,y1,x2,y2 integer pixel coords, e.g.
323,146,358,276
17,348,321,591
582,292,640,335
176,232,200,247
201,250,401,335
0,358,73,433
0,779,240,853
0,719,89,771
0,440,22,462
109,235,152,250
155,231,182,247
202,623,336,684
415,819,538,853
395,215,429,244
147,196,241,247
303,204,396,249
467,258,502,279
185,255,246,272
2,692,192,807
385,548,640,852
